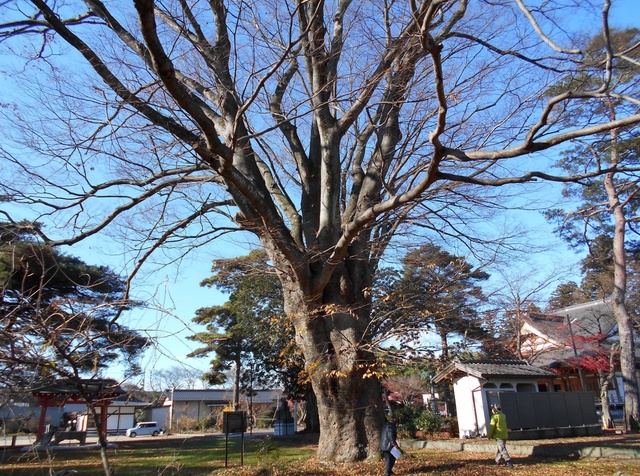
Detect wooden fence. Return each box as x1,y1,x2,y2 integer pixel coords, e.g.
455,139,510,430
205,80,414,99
491,391,601,439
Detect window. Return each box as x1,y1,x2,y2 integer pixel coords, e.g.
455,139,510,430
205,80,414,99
516,383,536,392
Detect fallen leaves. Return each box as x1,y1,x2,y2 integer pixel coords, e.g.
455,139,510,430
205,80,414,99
211,449,640,476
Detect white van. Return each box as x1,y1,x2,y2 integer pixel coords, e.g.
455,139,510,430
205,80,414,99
125,421,163,437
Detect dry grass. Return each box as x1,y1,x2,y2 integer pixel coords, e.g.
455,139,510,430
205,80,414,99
1,433,639,476
212,449,639,476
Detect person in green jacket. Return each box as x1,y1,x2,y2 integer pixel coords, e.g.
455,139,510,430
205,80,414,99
488,404,513,467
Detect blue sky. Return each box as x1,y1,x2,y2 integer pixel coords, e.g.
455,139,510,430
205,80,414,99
122,0,640,384
1,0,639,388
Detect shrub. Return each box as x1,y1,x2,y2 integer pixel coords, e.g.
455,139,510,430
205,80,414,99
394,405,426,439
173,416,198,433
195,415,216,431
415,411,443,436
443,416,458,437
255,409,275,429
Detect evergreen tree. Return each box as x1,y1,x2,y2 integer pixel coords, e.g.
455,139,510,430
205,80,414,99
547,281,585,310
395,244,490,362
188,250,318,430
3,0,640,460
545,28,640,431
0,221,146,387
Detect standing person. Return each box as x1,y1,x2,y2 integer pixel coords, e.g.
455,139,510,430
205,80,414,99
380,415,399,476
488,404,513,467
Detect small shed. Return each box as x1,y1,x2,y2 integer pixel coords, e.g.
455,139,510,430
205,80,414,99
434,358,557,438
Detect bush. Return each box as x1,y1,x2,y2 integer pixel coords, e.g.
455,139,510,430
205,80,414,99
255,409,275,429
393,405,426,439
443,416,458,437
173,416,198,433
415,411,443,436
195,415,216,431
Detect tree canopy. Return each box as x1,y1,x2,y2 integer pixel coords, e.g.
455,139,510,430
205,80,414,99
188,251,306,396
372,243,490,360
2,0,640,461
0,221,147,389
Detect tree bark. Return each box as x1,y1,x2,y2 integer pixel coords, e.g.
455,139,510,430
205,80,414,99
276,262,386,462
598,369,613,429
604,152,640,432
233,358,241,411
5,0,640,463
88,404,113,476
303,385,320,433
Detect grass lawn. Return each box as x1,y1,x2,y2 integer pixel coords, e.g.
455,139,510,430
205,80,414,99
1,435,315,475
1,434,639,476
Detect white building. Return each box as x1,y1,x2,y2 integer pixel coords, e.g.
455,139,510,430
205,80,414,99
434,358,557,438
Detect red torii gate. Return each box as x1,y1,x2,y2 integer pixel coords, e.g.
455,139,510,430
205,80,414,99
32,378,125,441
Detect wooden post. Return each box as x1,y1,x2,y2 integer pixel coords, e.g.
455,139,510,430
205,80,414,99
100,402,109,440
36,398,48,440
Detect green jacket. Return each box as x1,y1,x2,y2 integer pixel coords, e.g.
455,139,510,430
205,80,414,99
488,411,509,440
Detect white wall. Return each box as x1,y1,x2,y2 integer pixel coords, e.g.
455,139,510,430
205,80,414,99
150,407,169,428
453,375,484,438
63,403,138,433
106,410,135,432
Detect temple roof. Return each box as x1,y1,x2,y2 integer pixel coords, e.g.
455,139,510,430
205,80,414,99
520,298,619,366
165,388,283,405
433,358,556,383
31,378,125,402
522,299,616,345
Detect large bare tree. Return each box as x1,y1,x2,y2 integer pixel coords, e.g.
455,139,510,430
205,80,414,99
1,0,640,461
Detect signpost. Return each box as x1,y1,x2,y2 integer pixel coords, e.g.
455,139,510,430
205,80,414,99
223,411,247,468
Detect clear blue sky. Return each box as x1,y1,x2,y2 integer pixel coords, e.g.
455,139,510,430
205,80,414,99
1,0,639,388
120,0,640,385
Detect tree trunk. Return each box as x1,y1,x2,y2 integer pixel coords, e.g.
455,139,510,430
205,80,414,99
605,159,640,432
515,303,523,360
303,384,320,433
438,329,455,415
232,358,241,411
312,362,384,462
87,404,113,476
616,302,640,432
598,370,613,429
304,307,385,462
278,268,385,462
439,329,449,362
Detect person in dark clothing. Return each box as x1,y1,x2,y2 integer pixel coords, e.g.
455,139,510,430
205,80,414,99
380,416,399,476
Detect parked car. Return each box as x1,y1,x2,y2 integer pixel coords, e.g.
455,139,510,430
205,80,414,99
125,421,164,437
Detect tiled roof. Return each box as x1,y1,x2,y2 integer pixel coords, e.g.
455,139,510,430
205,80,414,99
31,379,125,398
520,298,619,365
165,388,284,405
433,358,556,383
109,395,150,407
522,298,617,345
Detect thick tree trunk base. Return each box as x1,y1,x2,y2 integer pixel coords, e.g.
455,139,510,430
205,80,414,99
313,372,385,463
